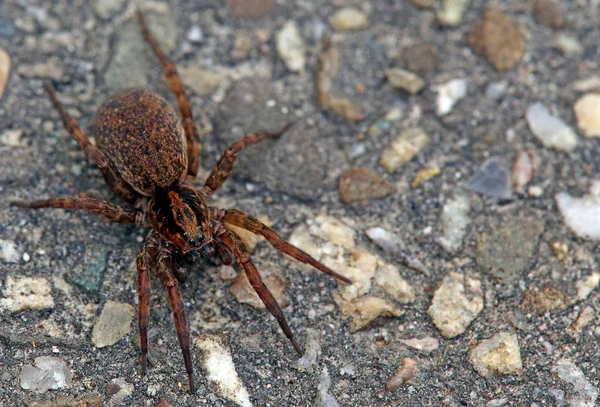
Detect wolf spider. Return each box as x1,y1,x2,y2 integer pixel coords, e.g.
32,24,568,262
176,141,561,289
12,11,350,393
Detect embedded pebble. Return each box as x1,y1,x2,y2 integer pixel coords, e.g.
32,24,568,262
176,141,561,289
276,21,306,72
399,337,439,354
0,129,24,146
435,78,467,116
341,296,403,332
469,332,523,377
575,273,600,300
411,167,440,188
338,168,395,203
179,66,222,95
402,42,438,74
574,94,600,137
0,239,20,263
526,102,578,152
554,33,583,56
328,8,369,31
468,8,525,71
485,82,507,100
91,301,135,348
533,0,564,28
107,378,134,405
187,25,203,43
93,0,125,18
438,192,471,253
512,150,540,193
17,57,65,80
386,357,418,391
226,0,275,19
386,69,425,94
195,335,253,407
365,227,406,254
437,0,470,26
556,181,600,240
553,359,598,407
20,356,72,393
521,286,569,314
428,272,483,338
0,275,54,312
296,329,321,373
316,367,341,407
0,46,9,98
567,306,596,342
229,271,288,310
467,157,512,200
380,128,430,173
573,76,600,93
374,264,415,303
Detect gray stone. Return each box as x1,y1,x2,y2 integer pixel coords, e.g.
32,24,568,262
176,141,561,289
469,332,523,377
467,157,512,200
0,239,19,263
20,357,72,393
553,359,598,407
438,192,471,253
64,245,110,294
92,301,135,348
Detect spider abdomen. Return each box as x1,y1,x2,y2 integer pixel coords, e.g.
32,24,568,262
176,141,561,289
94,89,188,195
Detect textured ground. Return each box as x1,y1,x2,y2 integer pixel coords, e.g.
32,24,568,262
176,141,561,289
1,1,600,406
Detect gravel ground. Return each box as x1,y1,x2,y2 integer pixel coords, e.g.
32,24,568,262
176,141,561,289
1,1,600,406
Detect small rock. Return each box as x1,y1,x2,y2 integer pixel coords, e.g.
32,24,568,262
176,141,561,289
186,25,203,43
550,240,569,264
437,0,470,26
476,215,545,284
399,337,439,354
0,275,54,312
92,301,135,348
402,43,438,74
467,157,512,200
229,271,288,310
156,400,173,407
296,329,321,373
411,166,440,188
386,69,425,94
521,286,569,314
232,33,252,60
567,306,596,342
428,272,483,338
512,150,540,193
276,21,306,72
533,0,564,29
338,168,395,203
380,128,430,173
16,57,64,81
179,66,222,95
195,335,253,407
65,245,109,295
328,8,369,31
436,78,467,116
342,296,403,332
469,332,523,377
556,181,600,240
374,264,415,303
554,33,584,56
553,359,598,407
487,398,509,407
574,94,600,137
386,358,418,391
93,0,125,18
468,8,525,71
316,367,341,407
0,239,19,263
485,81,507,100
20,356,72,393
107,378,134,406
316,215,356,249
227,0,275,19
0,129,24,146
575,273,600,300
573,76,600,93
0,46,9,98
438,192,471,253
365,227,406,254
526,102,578,152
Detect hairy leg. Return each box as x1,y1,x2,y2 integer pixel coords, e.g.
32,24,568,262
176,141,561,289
45,83,138,203
11,197,144,224
216,225,302,355
136,10,201,178
156,247,195,393
210,208,351,283
202,123,292,198
136,232,159,375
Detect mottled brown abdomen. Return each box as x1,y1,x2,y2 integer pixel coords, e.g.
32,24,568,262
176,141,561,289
94,89,187,195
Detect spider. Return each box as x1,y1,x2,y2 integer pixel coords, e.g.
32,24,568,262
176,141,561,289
11,11,350,393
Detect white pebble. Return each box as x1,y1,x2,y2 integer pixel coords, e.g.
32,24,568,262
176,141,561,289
526,102,578,152
436,78,467,116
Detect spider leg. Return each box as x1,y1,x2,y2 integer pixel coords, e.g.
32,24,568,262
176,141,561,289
210,208,351,284
156,247,195,393
136,10,201,179
136,232,159,376
216,225,303,355
201,123,293,198
44,83,138,203
11,197,144,224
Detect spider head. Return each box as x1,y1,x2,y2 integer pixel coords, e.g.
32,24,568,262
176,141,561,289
149,185,215,259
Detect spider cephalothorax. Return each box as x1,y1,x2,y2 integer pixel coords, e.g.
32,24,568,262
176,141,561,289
11,10,350,393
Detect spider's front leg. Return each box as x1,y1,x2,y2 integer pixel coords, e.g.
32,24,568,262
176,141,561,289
156,245,195,393
215,224,303,355
201,123,293,198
